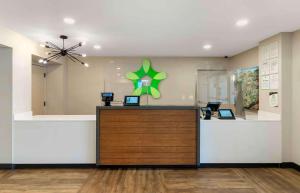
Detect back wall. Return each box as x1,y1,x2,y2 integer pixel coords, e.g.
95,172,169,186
45,57,229,114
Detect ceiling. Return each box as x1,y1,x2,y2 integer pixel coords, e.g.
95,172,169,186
0,0,300,57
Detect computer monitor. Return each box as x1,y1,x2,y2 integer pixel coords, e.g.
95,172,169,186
218,109,236,120
206,102,221,112
124,96,140,106
101,92,114,106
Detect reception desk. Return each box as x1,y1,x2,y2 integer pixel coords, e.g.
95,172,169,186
12,109,280,165
96,106,200,166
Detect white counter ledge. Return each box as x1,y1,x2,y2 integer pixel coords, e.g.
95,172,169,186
14,115,96,121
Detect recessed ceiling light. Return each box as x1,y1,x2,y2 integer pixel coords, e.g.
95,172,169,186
63,17,75,24
236,19,249,27
116,67,121,70
84,63,89,67
94,45,102,49
203,44,212,50
38,59,44,63
40,44,45,47
81,54,87,57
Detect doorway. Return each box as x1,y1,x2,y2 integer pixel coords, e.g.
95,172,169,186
32,62,46,115
31,55,66,115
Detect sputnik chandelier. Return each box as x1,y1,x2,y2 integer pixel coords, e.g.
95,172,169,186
39,35,89,67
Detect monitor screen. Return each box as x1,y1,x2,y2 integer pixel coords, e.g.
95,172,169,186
102,93,113,97
218,109,235,119
219,110,233,117
126,96,138,104
124,96,140,106
101,92,114,102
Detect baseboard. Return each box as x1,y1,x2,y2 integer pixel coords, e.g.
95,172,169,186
0,164,13,169
13,164,96,169
280,162,300,171
199,163,300,171
280,162,295,168
96,165,198,169
5,163,300,171
199,163,281,168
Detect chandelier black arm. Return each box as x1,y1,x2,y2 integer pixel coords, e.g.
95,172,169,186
65,43,82,52
66,55,77,62
46,54,62,62
68,52,82,57
46,42,61,50
67,53,84,64
52,54,62,60
49,50,60,54
48,49,61,54
45,52,61,61
66,46,81,53
46,46,61,52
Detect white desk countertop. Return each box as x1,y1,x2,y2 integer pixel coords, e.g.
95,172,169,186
14,115,96,121
16,115,280,122
201,117,280,122
14,109,280,122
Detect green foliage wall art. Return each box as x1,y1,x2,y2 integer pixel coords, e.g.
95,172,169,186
126,58,167,99
236,67,259,110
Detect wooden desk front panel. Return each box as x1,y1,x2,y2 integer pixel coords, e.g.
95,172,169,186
98,109,197,165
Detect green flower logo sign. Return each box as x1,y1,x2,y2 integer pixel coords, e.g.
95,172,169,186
126,58,167,99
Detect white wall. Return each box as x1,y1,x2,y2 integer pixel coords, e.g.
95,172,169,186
0,26,45,114
0,26,45,164
291,30,300,165
258,35,282,115
0,46,13,164
66,57,229,114
228,47,259,71
257,34,294,163
38,53,275,116
280,33,293,162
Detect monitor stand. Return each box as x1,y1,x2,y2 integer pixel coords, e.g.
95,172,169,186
104,101,111,106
